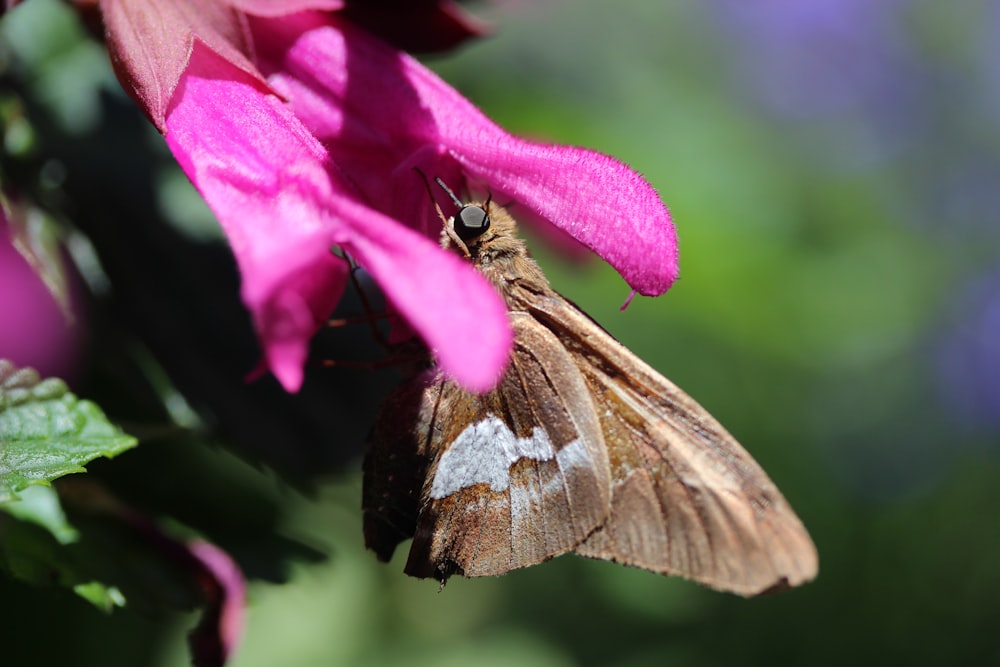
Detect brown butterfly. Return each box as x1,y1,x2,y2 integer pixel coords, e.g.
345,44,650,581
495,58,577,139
362,181,818,596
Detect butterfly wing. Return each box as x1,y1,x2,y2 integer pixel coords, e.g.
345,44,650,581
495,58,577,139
364,311,611,581
518,287,819,596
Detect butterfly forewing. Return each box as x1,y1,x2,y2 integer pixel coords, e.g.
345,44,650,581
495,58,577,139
519,287,818,594
367,312,612,580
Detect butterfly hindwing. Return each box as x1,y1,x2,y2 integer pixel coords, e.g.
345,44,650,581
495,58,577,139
518,287,819,595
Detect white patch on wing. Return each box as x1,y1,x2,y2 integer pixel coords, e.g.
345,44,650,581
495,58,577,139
555,438,590,476
537,438,592,498
431,414,580,499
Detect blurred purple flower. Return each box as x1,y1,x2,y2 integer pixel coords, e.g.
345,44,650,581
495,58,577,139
710,0,1000,241
710,0,918,116
707,0,925,165
984,3,1000,120
937,267,1000,431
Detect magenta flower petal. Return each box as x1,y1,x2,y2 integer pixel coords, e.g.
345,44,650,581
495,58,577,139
251,14,678,297
165,41,511,392
449,143,679,296
107,4,674,394
393,49,680,295
165,44,350,391
228,0,344,16
341,204,513,392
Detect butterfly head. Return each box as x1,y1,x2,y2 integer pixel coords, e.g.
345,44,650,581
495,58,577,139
415,171,528,271
443,197,526,265
429,176,504,256
452,203,491,242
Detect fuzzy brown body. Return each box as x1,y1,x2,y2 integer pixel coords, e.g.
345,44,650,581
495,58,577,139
363,201,818,596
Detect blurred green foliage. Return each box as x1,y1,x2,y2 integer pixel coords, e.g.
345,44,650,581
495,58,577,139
2,0,999,665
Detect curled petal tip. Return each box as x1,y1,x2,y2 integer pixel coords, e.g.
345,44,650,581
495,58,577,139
268,348,306,393
620,290,638,311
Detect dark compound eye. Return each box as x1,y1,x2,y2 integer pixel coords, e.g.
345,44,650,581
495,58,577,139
454,205,490,241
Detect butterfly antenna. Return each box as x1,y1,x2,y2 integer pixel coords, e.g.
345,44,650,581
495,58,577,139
434,177,467,209
413,169,472,258
413,167,452,228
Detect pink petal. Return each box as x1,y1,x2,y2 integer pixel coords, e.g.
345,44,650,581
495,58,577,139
338,200,513,392
252,249,349,391
252,14,678,296
402,64,680,297
454,144,678,296
165,41,511,392
165,43,348,391
101,0,263,129
228,0,344,15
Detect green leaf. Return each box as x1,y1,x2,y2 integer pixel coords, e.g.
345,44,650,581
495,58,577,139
2,484,78,544
0,360,137,502
73,581,126,612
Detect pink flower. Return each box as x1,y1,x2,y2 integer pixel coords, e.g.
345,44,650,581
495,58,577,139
187,539,246,665
100,1,677,392
0,193,86,383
